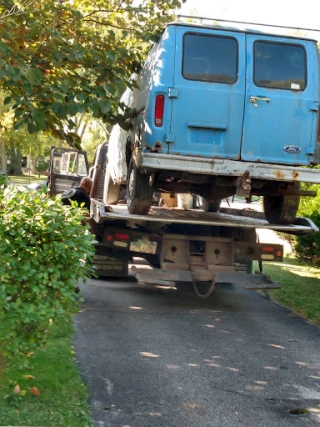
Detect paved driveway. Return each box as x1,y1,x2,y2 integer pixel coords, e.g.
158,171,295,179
74,276,320,427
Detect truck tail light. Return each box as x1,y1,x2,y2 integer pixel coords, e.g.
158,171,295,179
114,233,130,241
262,246,275,252
154,95,165,127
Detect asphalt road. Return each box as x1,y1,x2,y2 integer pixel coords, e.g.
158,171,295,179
74,273,320,427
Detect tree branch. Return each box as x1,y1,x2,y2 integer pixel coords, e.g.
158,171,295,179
81,6,142,20
0,0,35,21
82,18,136,31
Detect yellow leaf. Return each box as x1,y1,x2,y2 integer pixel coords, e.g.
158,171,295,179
24,375,35,380
13,385,20,394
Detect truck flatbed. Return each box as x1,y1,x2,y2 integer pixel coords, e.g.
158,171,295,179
91,200,318,235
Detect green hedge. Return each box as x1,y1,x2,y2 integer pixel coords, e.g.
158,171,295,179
0,184,95,372
294,183,320,266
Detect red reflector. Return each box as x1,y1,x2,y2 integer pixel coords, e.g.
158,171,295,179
262,246,275,252
106,235,113,241
276,251,282,257
114,233,130,241
155,95,165,127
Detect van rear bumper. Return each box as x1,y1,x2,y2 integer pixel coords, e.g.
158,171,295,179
140,153,320,184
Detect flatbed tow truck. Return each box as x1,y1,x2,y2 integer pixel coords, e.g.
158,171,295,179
48,146,318,296
90,199,318,295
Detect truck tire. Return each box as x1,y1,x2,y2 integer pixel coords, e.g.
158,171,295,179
201,198,221,212
103,169,121,205
263,183,300,225
127,160,153,215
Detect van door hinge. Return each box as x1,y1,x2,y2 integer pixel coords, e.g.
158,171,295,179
309,102,319,112
168,88,178,98
165,134,175,144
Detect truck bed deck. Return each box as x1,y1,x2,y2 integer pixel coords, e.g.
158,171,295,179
91,200,318,235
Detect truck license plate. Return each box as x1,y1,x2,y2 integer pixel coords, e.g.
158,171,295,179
130,239,157,254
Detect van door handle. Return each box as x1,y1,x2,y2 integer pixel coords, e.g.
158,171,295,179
250,96,270,103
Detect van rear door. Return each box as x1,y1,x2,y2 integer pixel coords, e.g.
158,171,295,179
241,35,318,165
168,27,245,159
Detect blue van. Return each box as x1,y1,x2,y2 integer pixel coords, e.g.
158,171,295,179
106,22,320,224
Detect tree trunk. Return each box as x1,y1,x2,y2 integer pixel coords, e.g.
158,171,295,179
1,140,7,174
8,143,23,175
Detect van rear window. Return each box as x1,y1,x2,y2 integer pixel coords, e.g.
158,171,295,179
183,34,237,84
254,41,307,91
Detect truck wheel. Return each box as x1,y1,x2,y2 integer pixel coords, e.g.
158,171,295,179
127,160,153,214
263,183,300,225
103,169,121,205
201,198,221,212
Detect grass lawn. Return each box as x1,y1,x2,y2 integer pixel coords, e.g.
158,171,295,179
256,256,320,326
8,173,47,186
0,319,93,427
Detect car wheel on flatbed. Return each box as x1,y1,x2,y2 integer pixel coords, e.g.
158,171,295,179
103,169,121,205
127,160,153,215
263,182,300,225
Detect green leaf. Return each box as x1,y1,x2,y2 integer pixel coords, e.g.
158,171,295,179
0,41,10,56
67,103,79,116
8,66,22,82
27,122,37,133
4,96,13,106
100,99,111,114
96,87,106,98
60,80,70,94
32,109,47,131
25,68,43,85
107,50,116,62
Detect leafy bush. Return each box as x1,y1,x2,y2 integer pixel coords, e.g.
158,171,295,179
293,183,320,266
0,185,95,371
0,173,8,187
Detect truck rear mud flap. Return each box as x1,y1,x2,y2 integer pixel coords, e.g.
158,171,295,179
131,266,280,291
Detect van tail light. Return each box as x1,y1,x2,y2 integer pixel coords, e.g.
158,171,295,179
154,95,165,127
318,113,320,141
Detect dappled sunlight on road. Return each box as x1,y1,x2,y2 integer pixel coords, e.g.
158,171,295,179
246,384,266,391
269,343,285,349
226,367,240,372
140,352,160,358
166,365,180,370
296,361,310,367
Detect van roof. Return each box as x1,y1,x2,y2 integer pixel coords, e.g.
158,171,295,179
169,21,317,43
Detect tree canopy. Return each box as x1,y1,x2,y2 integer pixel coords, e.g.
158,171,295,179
0,0,182,148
